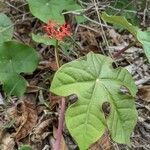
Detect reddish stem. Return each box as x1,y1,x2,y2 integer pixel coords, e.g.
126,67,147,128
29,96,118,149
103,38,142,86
53,97,66,150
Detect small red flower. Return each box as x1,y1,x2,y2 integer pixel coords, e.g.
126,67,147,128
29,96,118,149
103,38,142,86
43,20,71,41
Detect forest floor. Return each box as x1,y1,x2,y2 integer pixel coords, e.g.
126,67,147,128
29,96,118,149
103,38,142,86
0,0,150,150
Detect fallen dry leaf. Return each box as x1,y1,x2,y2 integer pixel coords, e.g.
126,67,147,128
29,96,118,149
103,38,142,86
90,133,111,150
78,29,100,53
31,119,52,143
0,133,15,150
49,94,62,109
38,59,58,71
138,85,150,102
26,85,40,93
6,99,37,141
108,29,123,45
79,30,98,46
49,60,58,71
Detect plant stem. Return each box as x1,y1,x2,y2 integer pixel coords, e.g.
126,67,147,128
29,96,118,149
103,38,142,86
53,40,66,150
54,40,60,68
53,97,66,150
113,41,136,59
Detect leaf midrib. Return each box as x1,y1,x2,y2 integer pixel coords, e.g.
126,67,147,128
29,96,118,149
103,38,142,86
83,82,97,140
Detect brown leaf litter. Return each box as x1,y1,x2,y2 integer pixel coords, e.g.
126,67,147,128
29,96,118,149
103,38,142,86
31,118,52,143
0,97,38,150
90,133,112,150
138,85,150,102
0,133,15,150
6,100,37,141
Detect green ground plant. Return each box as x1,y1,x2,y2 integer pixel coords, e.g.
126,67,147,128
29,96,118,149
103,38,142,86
0,0,149,149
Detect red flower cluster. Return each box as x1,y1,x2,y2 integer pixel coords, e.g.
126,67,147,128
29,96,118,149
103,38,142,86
43,20,71,41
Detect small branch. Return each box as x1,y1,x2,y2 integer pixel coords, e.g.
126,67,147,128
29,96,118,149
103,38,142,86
5,1,25,13
113,41,137,59
83,15,112,29
142,0,148,27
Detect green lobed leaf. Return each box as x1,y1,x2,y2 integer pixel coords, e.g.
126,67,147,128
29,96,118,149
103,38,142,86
0,13,13,44
50,52,138,149
32,33,56,46
101,12,138,36
137,30,150,62
27,0,83,24
0,41,39,96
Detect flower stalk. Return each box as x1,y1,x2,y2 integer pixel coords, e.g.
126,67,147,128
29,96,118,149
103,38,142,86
43,19,71,150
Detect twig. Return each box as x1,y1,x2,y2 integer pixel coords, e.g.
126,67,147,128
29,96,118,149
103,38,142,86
108,6,144,15
79,24,101,33
113,41,137,58
93,0,115,60
142,0,148,27
93,0,109,48
83,15,112,28
5,1,25,13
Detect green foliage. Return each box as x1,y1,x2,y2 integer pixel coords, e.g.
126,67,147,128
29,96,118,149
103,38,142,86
32,34,73,55
0,13,13,44
50,52,138,150
27,0,83,24
101,12,150,63
137,30,150,62
60,41,73,55
0,41,39,96
32,33,56,46
101,12,138,36
106,0,139,26
19,145,32,150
